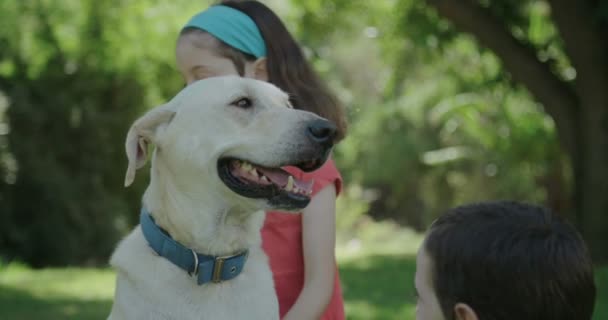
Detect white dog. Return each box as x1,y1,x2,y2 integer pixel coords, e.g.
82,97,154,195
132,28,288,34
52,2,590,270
108,76,336,320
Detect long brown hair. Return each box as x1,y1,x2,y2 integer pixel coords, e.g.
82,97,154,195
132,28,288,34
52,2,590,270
180,1,347,141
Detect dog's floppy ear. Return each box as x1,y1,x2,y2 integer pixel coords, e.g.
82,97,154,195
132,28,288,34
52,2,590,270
124,105,175,187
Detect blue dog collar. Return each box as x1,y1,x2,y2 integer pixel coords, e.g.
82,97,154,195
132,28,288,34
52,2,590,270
140,208,249,285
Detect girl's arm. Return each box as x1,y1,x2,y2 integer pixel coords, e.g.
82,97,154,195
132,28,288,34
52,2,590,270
283,184,338,320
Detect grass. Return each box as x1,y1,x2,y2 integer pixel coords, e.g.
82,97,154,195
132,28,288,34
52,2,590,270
0,264,114,319
336,221,422,319
0,221,606,319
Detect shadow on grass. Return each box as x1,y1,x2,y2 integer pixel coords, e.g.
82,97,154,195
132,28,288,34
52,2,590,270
339,254,417,320
0,285,112,320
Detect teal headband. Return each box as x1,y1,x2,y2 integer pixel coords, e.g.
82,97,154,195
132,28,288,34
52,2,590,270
183,5,267,58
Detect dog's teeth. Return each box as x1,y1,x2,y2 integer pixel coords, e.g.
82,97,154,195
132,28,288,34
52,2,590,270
251,169,259,178
261,176,269,183
285,176,294,192
242,162,252,171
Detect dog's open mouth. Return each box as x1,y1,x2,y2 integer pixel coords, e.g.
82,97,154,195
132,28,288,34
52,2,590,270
218,158,321,210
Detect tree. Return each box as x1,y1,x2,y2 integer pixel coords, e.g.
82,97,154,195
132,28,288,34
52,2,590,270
0,0,201,266
2,0,605,265
424,0,608,261
287,0,608,261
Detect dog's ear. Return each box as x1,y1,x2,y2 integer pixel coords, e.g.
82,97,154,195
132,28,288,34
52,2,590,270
124,105,175,187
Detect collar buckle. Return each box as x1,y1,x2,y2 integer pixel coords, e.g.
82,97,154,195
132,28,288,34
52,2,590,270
211,251,248,283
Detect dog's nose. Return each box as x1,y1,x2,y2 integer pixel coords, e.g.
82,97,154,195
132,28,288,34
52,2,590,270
307,119,337,146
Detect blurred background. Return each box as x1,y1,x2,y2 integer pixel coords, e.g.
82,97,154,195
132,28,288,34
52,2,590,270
0,0,606,319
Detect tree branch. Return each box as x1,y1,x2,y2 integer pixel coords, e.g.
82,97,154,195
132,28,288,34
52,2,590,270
33,0,67,66
426,0,579,154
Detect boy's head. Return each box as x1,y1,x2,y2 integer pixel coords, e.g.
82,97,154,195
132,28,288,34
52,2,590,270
415,201,596,320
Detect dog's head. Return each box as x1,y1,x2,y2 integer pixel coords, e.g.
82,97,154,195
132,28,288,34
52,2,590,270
124,76,336,211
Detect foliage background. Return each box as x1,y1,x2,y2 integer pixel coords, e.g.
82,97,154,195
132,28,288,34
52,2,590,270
0,0,606,318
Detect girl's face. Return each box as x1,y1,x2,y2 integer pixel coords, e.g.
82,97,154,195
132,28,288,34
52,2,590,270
176,32,266,85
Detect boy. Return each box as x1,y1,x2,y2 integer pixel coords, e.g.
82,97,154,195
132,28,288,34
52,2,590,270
415,201,596,320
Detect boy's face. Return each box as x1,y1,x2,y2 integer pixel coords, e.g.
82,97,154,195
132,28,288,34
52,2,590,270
415,247,445,320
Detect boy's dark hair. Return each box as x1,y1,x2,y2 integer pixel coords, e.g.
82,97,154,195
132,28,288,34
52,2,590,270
425,201,596,320
181,0,347,141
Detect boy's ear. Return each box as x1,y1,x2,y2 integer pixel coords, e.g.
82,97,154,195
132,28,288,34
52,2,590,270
454,303,478,320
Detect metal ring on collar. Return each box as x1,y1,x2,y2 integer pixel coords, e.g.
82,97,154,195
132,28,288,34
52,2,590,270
190,249,199,276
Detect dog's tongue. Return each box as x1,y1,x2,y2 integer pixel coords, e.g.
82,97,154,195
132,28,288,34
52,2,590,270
257,167,314,193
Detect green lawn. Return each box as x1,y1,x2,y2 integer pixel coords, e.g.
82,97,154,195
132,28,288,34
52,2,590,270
0,264,115,319
1,222,606,319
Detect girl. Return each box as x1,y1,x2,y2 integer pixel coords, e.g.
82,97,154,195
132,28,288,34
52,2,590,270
175,1,347,319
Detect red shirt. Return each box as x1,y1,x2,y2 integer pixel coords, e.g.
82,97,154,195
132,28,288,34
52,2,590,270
261,159,345,319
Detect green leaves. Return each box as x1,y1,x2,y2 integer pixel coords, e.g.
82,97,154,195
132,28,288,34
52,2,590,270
0,0,213,266
288,0,567,223
1,0,600,265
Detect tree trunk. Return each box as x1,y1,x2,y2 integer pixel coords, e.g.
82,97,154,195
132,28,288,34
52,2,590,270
577,99,608,263
426,0,608,262
547,0,608,263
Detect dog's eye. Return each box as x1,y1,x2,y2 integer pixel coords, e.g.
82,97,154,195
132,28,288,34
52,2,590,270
231,97,253,109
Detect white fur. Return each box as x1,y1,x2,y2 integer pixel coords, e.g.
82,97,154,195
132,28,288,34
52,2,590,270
108,76,327,320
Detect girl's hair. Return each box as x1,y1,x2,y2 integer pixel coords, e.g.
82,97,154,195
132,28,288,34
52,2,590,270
180,0,347,141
